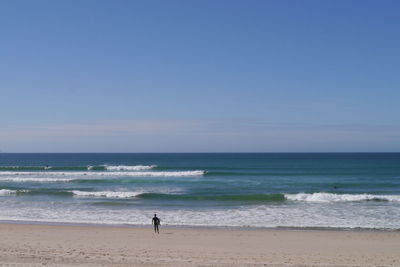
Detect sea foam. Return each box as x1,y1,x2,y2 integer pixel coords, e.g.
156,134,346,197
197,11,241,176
0,189,17,195
0,177,74,182
105,165,157,171
71,190,143,198
285,192,400,202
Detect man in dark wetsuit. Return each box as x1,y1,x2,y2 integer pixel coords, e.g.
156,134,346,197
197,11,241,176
152,214,160,233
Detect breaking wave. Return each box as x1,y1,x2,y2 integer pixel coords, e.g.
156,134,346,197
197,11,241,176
2,188,400,205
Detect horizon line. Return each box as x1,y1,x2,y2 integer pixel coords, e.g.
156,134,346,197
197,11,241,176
1,152,399,154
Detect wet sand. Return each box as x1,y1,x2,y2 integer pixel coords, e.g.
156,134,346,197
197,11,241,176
0,223,399,266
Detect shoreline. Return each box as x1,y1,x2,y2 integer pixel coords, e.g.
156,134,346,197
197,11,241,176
1,219,399,232
0,222,399,266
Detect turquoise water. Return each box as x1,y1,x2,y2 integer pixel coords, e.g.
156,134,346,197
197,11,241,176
0,153,399,229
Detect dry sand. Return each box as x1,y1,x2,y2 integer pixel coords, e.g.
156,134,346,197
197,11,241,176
0,223,399,266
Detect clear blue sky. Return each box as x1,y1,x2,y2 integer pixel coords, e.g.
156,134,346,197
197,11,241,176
1,0,399,152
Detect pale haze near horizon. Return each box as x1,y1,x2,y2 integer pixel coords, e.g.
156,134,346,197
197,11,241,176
0,0,399,152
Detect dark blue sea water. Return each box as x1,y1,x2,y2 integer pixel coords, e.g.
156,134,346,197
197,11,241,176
0,153,399,229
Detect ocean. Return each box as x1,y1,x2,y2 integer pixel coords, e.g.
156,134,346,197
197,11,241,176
0,153,399,229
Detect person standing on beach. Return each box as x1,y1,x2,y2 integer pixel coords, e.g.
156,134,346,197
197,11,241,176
152,214,160,233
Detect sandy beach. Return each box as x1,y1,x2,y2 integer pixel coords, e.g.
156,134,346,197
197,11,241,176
0,224,398,266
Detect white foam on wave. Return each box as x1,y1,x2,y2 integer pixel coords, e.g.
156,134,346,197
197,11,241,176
0,189,17,195
105,165,157,171
0,170,205,178
285,192,400,202
0,177,73,182
71,190,143,198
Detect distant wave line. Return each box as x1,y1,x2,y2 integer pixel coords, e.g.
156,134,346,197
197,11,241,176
71,190,144,198
104,165,157,171
0,165,158,171
0,170,205,177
